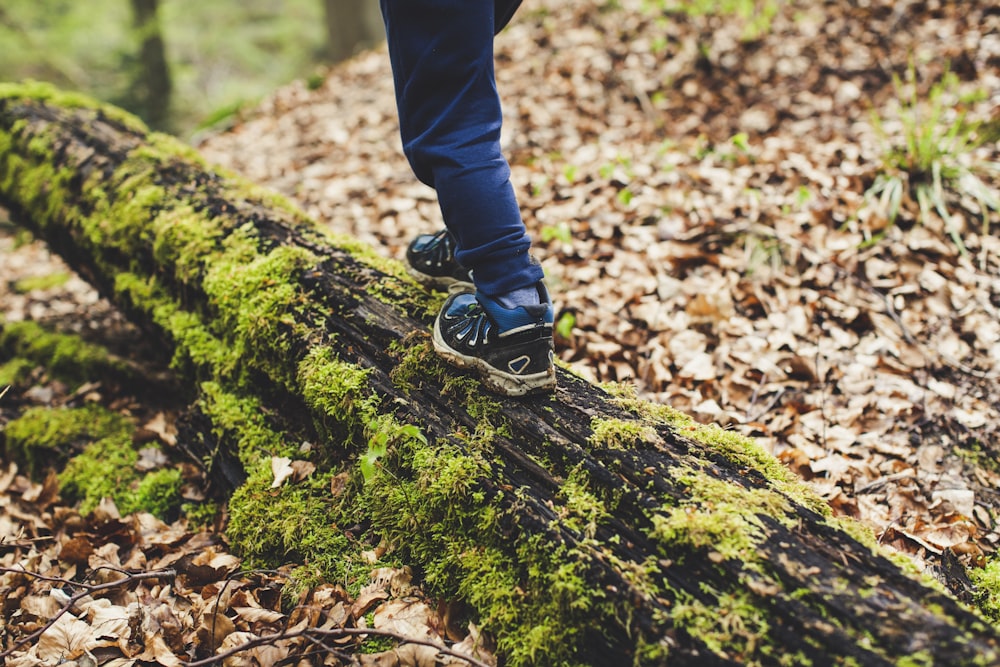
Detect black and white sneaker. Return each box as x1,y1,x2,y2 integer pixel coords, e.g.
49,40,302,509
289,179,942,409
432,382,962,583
405,229,475,292
432,283,556,396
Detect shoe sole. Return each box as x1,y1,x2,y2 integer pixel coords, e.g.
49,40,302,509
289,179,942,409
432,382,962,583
432,318,556,397
406,264,474,294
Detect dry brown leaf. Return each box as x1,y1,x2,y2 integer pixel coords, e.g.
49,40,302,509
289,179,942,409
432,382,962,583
360,643,441,667
270,456,294,489
195,611,236,650
232,605,285,625
143,412,178,446
448,624,497,667
373,599,439,642
36,612,102,661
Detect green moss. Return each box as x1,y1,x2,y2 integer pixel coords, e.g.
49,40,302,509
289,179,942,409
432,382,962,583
671,586,772,663
198,381,290,466
650,466,793,568
112,272,233,378
13,272,71,293
226,466,381,597
387,334,440,394
603,381,829,517
201,236,317,383
954,439,1000,475
359,436,611,667
828,515,879,552
57,425,135,514
120,467,183,518
3,403,184,518
557,466,610,538
359,620,396,653
0,320,129,388
896,651,933,667
182,500,220,529
0,80,149,134
970,556,1000,625
588,416,657,450
0,358,33,387
297,344,375,441
3,404,128,479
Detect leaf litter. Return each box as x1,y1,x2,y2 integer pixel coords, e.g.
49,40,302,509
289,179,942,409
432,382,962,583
2,0,1000,661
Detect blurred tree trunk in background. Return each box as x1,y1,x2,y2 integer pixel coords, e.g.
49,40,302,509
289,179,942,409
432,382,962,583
322,0,382,62
130,0,172,130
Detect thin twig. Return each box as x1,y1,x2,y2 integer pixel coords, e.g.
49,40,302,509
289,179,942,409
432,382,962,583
745,386,786,424
182,626,494,667
0,568,176,659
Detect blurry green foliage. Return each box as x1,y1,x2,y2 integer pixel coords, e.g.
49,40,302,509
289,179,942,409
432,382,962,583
0,0,328,135
646,0,784,40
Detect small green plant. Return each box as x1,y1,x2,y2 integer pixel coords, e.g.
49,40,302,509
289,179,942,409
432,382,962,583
863,65,999,255
648,0,784,41
555,311,576,339
743,231,785,277
562,163,578,184
730,131,751,155
530,175,548,197
796,184,812,207
306,72,326,91
360,418,427,483
540,221,573,245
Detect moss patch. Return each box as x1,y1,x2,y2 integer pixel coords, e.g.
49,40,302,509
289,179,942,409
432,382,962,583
0,357,34,387
3,404,127,478
0,319,130,389
226,465,390,597
970,556,1000,625
650,466,793,567
360,437,612,666
2,403,181,518
0,80,149,134
588,416,658,450
602,380,829,517
13,271,71,293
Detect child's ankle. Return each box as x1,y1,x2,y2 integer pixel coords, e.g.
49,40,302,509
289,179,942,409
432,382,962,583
495,284,542,309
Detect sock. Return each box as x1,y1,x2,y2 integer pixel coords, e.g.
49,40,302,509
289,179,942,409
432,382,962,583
495,284,541,309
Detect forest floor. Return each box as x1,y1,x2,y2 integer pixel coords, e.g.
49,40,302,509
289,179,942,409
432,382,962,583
2,0,1000,664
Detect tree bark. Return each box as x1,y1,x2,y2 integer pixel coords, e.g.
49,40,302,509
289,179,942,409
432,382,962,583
1,85,998,666
129,0,172,131
322,0,382,63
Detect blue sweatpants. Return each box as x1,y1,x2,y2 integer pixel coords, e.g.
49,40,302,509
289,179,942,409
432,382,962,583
379,0,545,297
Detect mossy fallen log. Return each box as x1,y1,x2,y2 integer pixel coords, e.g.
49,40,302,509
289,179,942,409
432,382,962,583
1,82,998,666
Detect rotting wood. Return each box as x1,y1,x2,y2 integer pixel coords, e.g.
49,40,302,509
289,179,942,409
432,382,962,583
1,83,998,666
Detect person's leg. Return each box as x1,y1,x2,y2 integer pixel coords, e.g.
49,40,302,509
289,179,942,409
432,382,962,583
380,0,554,395
379,0,543,298
494,0,523,34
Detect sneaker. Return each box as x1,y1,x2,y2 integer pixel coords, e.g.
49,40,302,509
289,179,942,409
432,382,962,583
405,229,474,291
433,283,556,396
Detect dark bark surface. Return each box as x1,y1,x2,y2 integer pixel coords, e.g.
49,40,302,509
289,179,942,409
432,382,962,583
129,0,172,131
2,88,998,666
